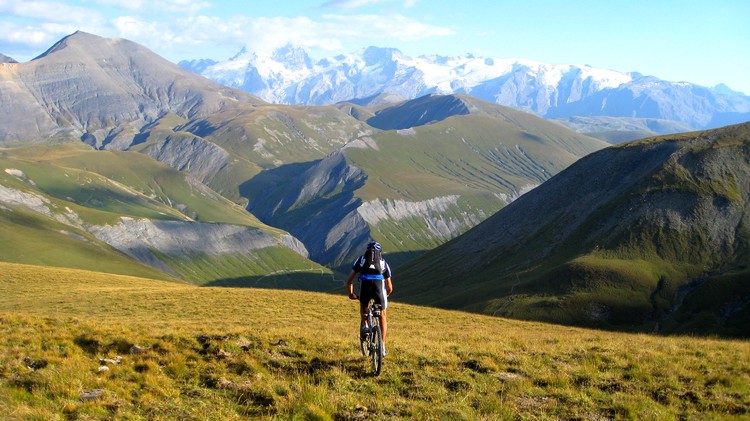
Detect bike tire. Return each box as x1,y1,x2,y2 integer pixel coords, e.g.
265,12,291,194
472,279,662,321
360,330,369,357
370,324,383,376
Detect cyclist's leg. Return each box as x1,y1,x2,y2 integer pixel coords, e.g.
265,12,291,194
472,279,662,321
359,280,373,328
374,279,388,349
379,308,387,344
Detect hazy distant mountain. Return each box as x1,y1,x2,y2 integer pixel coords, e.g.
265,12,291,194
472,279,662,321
397,122,750,336
181,45,750,130
0,53,17,63
552,116,695,144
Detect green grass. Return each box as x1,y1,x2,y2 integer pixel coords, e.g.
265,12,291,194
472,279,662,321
1,262,749,419
0,206,173,281
345,113,598,202
1,143,266,227
153,247,337,290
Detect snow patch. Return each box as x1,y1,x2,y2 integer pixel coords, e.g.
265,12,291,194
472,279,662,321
4,168,25,178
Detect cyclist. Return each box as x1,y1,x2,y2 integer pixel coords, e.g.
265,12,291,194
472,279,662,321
346,241,393,356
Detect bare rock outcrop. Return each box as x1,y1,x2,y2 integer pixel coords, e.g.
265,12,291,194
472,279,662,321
141,135,231,184
89,218,309,272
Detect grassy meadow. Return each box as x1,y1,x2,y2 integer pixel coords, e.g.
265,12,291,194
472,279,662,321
1,261,749,420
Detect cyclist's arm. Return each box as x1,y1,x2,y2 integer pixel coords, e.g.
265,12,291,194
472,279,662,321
346,270,358,299
385,276,393,296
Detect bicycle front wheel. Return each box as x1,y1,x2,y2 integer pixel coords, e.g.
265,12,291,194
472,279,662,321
370,325,383,376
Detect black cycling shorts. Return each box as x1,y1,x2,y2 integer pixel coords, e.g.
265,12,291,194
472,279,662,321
358,278,387,309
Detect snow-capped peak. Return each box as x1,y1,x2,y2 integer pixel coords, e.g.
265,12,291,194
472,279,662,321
178,44,750,129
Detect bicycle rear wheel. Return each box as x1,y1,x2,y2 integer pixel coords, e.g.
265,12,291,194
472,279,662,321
370,324,383,375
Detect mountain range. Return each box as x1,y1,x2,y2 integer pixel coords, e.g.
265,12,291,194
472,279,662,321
180,45,750,135
0,31,605,279
2,32,748,335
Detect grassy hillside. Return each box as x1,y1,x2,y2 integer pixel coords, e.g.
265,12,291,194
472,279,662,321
1,143,264,226
0,204,173,281
396,123,750,335
135,105,370,204
0,144,334,288
245,96,609,270
1,262,748,419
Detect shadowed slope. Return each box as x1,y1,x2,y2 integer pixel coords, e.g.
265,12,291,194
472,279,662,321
397,122,750,336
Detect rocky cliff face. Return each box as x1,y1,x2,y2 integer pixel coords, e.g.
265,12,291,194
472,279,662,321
0,179,309,256
141,135,231,184
245,151,369,267
89,217,308,274
357,196,483,242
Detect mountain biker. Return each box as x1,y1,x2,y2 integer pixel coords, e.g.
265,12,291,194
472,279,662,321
346,241,393,356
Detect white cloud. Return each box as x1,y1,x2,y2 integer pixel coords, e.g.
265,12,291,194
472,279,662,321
0,21,107,53
214,13,452,56
0,24,51,46
112,12,453,60
113,16,183,49
90,0,212,14
322,0,390,9
321,0,418,9
0,0,104,24
0,2,452,62
320,13,454,40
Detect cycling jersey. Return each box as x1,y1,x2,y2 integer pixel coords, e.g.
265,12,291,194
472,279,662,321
352,255,391,309
351,255,392,279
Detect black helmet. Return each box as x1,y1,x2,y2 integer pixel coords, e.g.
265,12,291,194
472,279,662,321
367,241,382,252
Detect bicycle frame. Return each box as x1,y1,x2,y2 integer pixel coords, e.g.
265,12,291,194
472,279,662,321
359,302,383,375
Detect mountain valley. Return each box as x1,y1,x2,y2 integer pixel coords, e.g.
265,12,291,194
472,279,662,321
398,122,750,336
1,31,749,337
0,32,606,279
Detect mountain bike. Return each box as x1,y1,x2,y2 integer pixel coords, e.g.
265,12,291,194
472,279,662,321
359,302,384,376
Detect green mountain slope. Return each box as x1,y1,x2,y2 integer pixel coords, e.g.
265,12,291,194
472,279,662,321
245,95,608,270
0,144,335,289
0,32,613,281
133,105,370,204
396,122,750,336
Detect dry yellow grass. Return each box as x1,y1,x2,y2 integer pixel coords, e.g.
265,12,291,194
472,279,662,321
1,261,749,419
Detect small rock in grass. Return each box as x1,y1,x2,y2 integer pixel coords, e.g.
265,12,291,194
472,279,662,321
129,345,147,355
80,389,108,401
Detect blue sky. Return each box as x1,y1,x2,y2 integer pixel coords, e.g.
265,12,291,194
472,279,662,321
1,0,748,94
